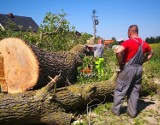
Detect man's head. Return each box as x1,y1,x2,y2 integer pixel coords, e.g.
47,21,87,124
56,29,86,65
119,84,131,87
128,25,139,38
98,38,104,44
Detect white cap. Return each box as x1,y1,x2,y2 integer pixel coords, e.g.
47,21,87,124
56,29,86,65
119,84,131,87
117,37,124,42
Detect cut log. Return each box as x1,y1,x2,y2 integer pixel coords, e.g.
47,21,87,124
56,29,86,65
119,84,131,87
0,38,39,93
0,76,159,125
0,38,85,93
28,42,84,89
0,75,72,125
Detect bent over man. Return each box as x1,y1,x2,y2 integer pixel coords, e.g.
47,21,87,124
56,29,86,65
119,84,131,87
111,25,153,118
86,38,105,75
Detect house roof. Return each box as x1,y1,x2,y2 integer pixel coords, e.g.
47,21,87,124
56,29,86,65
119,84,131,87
0,13,39,32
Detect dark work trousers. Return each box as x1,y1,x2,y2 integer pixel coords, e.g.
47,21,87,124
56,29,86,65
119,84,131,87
112,39,144,116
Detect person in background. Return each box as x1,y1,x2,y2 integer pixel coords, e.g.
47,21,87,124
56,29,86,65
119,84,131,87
86,38,105,58
85,38,105,75
111,25,154,118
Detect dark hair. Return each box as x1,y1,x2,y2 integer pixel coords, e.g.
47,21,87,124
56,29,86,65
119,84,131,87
128,25,138,34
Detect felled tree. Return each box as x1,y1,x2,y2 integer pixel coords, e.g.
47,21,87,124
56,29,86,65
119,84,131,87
0,38,85,93
0,74,158,125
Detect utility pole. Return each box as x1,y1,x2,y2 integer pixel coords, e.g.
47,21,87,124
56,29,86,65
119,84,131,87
92,10,99,38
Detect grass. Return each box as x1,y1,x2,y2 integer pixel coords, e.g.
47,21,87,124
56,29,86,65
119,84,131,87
72,94,160,125
144,43,160,79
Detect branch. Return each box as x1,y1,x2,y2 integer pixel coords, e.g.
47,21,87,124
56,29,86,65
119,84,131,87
35,72,61,100
42,18,64,36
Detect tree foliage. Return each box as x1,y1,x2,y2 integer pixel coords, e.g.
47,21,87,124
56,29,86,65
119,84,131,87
0,11,93,52
145,36,160,44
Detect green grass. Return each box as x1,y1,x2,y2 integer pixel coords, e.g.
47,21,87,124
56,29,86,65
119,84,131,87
144,43,160,79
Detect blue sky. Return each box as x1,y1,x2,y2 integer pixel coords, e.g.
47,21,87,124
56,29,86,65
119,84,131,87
1,0,160,40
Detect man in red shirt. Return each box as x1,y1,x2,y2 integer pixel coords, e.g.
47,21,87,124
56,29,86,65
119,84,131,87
111,25,153,118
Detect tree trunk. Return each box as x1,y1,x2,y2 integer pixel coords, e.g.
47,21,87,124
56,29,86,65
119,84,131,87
0,38,85,93
51,79,159,111
30,44,83,89
0,75,159,125
0,75,72,125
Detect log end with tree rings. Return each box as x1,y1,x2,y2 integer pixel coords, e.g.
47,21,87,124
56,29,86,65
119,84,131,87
0,38,39,93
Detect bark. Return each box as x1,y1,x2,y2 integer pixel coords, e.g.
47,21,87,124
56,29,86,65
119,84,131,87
51,78,159,111
31,43,86,89
0,74,159,125
0,75,72,125
30,44,83,89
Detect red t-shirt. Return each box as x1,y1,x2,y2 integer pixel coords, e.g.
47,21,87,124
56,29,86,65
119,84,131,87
121,38,151,63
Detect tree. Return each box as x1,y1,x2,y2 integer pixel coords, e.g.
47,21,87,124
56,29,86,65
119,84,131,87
145,36,160,44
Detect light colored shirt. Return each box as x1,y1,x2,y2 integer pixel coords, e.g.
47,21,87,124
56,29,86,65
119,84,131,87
87,43,105,57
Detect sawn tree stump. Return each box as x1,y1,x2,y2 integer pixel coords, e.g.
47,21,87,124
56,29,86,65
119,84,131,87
0,38,85,93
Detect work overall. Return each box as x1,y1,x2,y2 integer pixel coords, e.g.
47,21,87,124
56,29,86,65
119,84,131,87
112,39,144,116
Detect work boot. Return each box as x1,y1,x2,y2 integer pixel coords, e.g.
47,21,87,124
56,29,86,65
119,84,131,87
111,108,120,116
126,111,137,118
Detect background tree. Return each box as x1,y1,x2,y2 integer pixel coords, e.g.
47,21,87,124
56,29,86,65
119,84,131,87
0,11,94,52
145,36,160,44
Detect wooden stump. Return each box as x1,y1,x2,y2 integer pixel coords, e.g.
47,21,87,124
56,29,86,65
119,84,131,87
0,38,39,93
0,38,84,93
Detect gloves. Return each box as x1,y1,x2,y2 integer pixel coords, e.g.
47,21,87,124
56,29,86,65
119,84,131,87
112,45,119,53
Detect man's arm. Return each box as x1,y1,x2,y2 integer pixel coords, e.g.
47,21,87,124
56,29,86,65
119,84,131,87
115,45,125,70
143,49,154,63
86,44,97,48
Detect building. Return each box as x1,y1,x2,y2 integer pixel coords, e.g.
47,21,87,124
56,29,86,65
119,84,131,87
0,13,39,32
